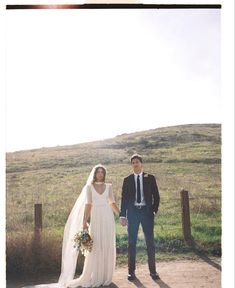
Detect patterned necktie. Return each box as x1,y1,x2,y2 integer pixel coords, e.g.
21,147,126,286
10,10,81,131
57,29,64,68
137,175,141,203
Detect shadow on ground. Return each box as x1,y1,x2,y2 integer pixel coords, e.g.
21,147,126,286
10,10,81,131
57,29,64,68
189,239,221,271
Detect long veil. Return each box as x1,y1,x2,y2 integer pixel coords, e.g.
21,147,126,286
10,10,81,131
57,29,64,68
22,165,101,288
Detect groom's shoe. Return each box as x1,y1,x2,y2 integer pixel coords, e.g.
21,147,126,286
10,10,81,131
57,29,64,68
150,272,160,280
127,273,136,281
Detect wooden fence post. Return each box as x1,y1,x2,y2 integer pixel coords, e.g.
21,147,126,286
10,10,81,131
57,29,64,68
34,203,42,240
32,203,42,267
180,190,192,244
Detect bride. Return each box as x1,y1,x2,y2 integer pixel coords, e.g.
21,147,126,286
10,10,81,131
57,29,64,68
23,164,120,288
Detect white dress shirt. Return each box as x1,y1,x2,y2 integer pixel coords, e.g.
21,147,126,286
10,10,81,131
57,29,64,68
134,172,146,206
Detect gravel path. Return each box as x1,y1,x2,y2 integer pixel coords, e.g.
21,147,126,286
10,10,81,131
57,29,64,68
7,258,221,288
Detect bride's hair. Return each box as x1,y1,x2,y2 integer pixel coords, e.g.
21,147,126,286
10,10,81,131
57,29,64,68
92,165,106,183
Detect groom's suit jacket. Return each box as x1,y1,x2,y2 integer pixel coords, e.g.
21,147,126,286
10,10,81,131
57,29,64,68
119,172,160,218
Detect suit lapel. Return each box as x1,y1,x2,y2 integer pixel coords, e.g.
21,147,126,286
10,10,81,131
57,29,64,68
143,172,148,200
131,174,136,198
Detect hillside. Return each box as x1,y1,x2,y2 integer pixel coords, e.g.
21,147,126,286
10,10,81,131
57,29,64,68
6,123,221,276
6,123,221,173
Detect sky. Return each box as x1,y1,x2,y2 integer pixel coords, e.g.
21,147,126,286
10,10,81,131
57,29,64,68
5,7,221,152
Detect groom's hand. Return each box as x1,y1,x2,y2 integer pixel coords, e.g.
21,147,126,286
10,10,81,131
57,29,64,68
120,217,128,226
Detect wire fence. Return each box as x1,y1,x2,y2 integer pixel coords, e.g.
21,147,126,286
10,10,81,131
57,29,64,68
6,179,221,276
6,183,221,240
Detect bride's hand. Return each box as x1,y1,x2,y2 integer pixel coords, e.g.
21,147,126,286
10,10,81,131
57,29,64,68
83,222,89,231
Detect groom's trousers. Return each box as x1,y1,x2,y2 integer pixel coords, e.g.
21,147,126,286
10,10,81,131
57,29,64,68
127,206,156,274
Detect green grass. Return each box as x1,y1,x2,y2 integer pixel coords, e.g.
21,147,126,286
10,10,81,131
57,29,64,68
6,124,221,276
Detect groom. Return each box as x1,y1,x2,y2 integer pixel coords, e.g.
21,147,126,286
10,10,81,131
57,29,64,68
120,154,160,281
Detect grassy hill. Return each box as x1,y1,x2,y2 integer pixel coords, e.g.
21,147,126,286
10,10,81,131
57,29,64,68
6,123,220,172
6,123,221,276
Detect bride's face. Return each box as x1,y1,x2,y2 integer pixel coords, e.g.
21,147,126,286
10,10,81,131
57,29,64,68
95,168,105,182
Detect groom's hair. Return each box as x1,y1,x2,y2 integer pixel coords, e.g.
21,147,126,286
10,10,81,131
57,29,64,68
130,154,143,163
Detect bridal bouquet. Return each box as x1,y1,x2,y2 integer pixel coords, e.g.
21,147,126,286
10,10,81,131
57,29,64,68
74,230,93,255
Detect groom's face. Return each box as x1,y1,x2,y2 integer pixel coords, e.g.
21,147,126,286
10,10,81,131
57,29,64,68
131,158,143,173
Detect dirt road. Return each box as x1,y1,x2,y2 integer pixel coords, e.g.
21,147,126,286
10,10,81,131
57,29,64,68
7,258,221,288
112,258,221,288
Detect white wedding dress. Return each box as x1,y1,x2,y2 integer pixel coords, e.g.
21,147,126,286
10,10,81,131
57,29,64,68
68,183,116,287
22,177,116,288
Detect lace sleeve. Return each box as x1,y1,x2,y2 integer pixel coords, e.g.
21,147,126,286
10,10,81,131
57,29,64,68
108,184,115,204
85,184,92,204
